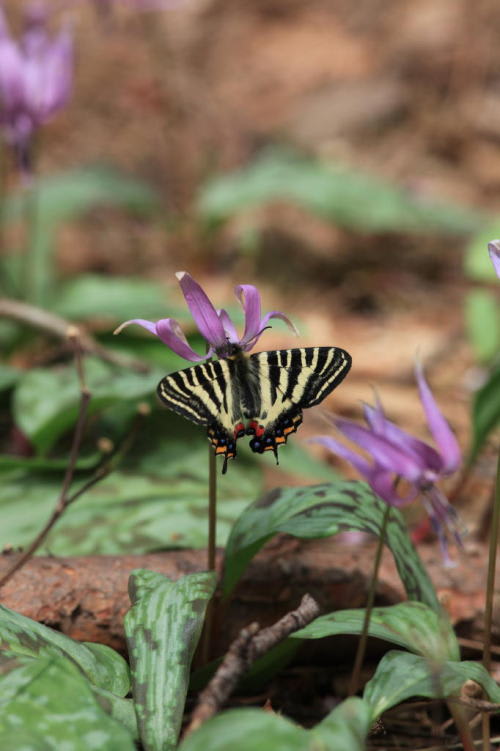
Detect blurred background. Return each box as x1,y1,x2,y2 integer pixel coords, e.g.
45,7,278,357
0,0,499,555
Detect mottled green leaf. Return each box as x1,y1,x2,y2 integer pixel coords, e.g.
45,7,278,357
53,273,173,322
124,569,216,751
13,357,165,454
198,149,483,234
0,364,21,392
222,481,438,610
0,655,135,749
0,465,255,555
292,602,459,661
179,699,371,751
178,708,310,751
469,365,500,463
313,697,371,751
0,604,130,695
364,650,500,720
91,686,138,740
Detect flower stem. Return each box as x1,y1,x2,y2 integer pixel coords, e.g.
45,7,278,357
208,445,217,571
348,503,391,696
482,451,500,751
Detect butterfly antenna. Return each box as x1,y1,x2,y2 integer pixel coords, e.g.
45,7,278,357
222,454,229,474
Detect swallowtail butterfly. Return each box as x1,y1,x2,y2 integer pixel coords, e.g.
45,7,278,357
157,346,351,473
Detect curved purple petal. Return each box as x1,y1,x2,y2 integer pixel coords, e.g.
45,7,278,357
368,468,417,507
259,310,299,336
309,435,373,478
334,417,426,482
488,241,500,278
363,402,443,472
235,284,262,344
113,317,157,336
217,308,239,343
113,317,210,361
155,318,211,361
176,271,226,348
415,362,461,473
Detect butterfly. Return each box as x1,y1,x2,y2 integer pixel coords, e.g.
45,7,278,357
157,346,351,473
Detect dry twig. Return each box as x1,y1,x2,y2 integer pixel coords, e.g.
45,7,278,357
185,593,320,736
0,297,149,372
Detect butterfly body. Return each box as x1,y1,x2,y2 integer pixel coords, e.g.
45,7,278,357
157,346,351,473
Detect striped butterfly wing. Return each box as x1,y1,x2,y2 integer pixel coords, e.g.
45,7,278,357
245,347,351,456
157,358,242,472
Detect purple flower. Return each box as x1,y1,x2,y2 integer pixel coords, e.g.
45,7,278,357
311,363,462,563
114,271,298,361
0,2,73,169
488,240,500,278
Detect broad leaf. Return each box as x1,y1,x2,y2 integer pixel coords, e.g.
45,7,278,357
53,273,174,322
198,149,483,234
0,655,135,749
0,603,130,696
124,569,216,751
292,602,459,661
179,699,371,751
469,365,500,463
313,697,371,751
13,357,165,454
222,481,438,610
364,650,500,721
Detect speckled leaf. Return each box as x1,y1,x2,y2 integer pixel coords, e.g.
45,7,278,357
0,604,130,695
124,569,216,751
292,602,459,661
222,481,438,610
0,655,135,749
364,650,500,721
0,468,254,555
179,698,370,751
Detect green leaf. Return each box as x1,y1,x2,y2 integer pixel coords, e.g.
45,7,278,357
469,365,500,463
3,166,159,306
312,697,371,751
0,603,130,695
0,364,21,392
0,655,135,749
52,273,174,322
179,699,371,751
178,708,310,751
292,602,459,661
222,481,439,610
464,290,500,362
364,650,500,721
197,149,484,235
13,357,165,454
464,224,500,281
124,569,216,751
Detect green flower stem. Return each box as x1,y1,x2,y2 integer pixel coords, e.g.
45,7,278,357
482,452,500,751
348,503,391,696
208,445,217,572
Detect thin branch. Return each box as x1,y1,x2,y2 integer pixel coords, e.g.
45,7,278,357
0,297,149,372
186,594,320,736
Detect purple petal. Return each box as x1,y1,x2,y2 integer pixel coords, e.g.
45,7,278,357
113,317,210,361
309,435,373,478
488,240,500,279
363,402,443,473
368,468,418,507
176,272,226,348
235,284,262,345
114,317,157,336
217,308,239,343
334,417,426,482
415,362,461,474
155,318,211,361
259,310,299,336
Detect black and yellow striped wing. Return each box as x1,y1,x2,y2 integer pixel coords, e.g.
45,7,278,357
157,346,351,473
